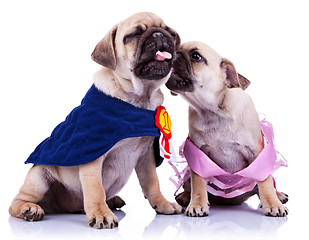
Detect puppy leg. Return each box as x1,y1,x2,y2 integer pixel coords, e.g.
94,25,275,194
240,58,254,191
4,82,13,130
258,175,288,217
175,180,191,207
79,157,118,229
135,149,182,215
186,169,209,217
9,165,48,221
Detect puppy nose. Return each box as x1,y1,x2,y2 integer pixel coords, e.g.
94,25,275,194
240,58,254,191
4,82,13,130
152,32,164,39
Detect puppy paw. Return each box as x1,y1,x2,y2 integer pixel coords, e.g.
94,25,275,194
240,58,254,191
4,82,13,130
185,201,209,217
175,191,190,207
19,202,45,221
106,195,126,210
261,200,288,217
152,200,183,215
276,191,289,204
87,208,118,229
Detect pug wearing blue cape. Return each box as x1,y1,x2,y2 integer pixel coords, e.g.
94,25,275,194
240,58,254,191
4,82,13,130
9,12,182,229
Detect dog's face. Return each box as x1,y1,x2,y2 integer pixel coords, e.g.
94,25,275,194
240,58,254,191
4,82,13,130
92,12,180,85
166,41,250,108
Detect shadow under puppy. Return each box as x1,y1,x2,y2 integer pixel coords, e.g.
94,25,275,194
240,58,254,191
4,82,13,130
9,12,182,229
166,41,288,217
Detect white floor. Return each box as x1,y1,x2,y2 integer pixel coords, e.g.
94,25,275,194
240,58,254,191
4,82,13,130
6,202,290,240
3,167,302,240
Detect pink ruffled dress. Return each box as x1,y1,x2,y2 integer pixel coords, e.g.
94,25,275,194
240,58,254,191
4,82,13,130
169,116,287,198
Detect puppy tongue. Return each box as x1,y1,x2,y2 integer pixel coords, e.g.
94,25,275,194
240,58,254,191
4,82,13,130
155,51,172,61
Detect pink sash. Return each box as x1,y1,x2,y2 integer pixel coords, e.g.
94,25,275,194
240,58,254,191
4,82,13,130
169,116,287,198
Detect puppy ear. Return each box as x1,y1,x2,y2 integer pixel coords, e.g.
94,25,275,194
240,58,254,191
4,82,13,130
166,26,181,49
91,25,118,70
237,73,251,90
174,31,181,49
221,58,250,90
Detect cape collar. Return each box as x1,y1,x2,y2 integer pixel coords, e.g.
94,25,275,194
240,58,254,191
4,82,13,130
25,85,171,167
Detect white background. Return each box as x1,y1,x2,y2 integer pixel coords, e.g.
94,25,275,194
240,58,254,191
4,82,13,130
0,0,308,239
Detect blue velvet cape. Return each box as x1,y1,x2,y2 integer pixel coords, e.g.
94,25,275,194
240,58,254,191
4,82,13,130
25,85,163,167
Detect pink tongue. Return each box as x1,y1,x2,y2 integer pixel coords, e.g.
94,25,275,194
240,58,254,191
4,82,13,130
155,51,172,61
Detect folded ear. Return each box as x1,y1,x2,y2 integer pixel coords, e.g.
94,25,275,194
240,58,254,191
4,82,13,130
165,26,181,49
237,73,251,90
91,25,118,70
171,28,181,49
221,58,251,90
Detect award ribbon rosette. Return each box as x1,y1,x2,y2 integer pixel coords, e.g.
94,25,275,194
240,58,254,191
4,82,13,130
155,106,176,162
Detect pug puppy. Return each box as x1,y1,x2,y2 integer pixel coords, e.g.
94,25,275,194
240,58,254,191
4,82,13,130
9,12,182,229
166,41,288,217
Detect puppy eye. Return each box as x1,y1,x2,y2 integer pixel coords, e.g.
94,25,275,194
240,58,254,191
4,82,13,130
190,52,202,61
123,26,144,44
190,51,207,64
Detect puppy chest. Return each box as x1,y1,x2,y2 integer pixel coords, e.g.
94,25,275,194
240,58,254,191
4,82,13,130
198,126,256,173
102,137,153,173
105,136,154,163
101,137,155,198
201,141,251,173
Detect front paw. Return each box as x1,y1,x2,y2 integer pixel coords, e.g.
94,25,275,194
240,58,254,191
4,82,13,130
152,200,183,215
106,195,126,210
185,201,209,217
276,191,289,204
261,199,288,217
19,202,45,221
175,191,190,207
87,208,118,229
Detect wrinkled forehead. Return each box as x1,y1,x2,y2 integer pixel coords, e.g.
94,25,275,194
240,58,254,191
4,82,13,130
119,12,165,33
